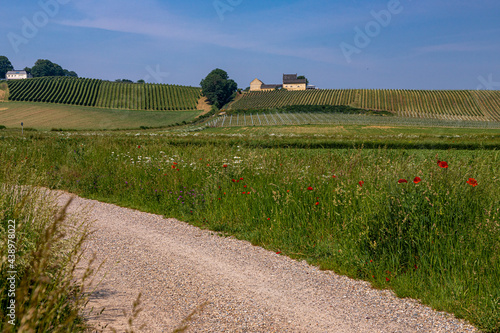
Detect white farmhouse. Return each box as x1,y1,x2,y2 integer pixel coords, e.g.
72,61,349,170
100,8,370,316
6,70,33,80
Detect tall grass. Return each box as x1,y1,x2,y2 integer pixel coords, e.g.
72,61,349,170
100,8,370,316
0,165,93,332
1,132,499,331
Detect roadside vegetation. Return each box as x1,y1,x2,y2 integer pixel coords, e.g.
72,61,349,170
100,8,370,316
0,127,498,332
0,164,93,332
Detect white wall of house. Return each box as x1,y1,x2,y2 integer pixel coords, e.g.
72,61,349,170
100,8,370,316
283,83,306,90
6,71,33,80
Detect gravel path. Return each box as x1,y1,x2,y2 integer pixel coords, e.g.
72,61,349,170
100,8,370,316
54,191,478,333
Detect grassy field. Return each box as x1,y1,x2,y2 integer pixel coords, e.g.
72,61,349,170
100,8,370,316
0,126,498,331
0,101,202,130
198,123,500,150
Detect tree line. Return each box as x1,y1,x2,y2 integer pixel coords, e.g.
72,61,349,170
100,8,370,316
0,56,77,79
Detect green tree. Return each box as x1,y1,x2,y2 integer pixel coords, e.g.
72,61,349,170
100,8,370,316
137,79,145,84
297,75,309,86
26,59,77,78
200,68,237,108
0,56,14,79
63,69,78,77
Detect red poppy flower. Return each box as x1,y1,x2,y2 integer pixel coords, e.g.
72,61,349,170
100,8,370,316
172,165,176,169
332,175,337,178
287,190,290,193
240,177,244,180
137,145,141,148
414,265,418,270
358,181,364,187
307,186,313,190
315,202,319,206
276,251,282,254
398,179,408,183
267,218,270,220
413,177,422,184
438,161,448,168
232,179,236,182
173,162,178,165
244,185,247,188
466,178,478,187
386,277,390,282
223,164,228,168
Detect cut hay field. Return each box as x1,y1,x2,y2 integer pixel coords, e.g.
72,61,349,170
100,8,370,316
203,123,500,138
0,101,201,130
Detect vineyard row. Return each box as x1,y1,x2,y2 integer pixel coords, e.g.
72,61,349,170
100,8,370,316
208,112,500,129
7,77,202,111
229,89,500,122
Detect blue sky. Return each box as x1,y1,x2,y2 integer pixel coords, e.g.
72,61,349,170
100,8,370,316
1,0,499,89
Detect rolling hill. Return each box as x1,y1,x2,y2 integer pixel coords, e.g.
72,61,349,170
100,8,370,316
7,76,201,111
229,89,500,122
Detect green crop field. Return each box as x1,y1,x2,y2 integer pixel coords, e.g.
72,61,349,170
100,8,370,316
7,76,201,111
0,101,201,130
229,89,500,122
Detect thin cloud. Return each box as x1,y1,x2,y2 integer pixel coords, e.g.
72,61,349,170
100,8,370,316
58,1,346,64
415,42,496,55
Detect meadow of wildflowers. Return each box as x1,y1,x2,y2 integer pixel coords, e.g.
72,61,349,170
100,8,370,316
0,130,498,331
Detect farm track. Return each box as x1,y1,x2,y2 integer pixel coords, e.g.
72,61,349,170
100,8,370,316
53,191,478,332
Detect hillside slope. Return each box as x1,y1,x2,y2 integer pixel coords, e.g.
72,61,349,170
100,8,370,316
0,101,200,130
229,89,500,122
7,77,201,111
0,82,8,102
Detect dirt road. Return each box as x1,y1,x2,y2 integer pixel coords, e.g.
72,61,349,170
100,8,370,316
56,191,477,332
